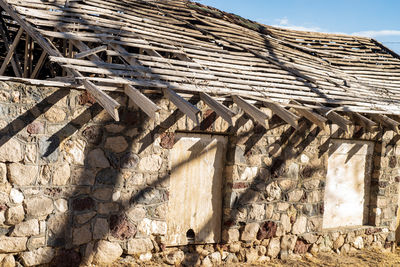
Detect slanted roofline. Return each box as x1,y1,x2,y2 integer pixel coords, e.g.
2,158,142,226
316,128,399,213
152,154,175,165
0,0,399,133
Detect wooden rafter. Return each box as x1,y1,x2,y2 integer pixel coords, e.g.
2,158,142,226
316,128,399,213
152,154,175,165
369,114,400,133
349,112,379,132
290,100,327,129
163,87,201,125
74,45,107,59
232,95,270,128
263,101,300,129
200,92,235,126
318,108,352,132
124,84,160,119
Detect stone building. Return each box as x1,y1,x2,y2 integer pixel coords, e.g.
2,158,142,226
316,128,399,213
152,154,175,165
0,0,399,265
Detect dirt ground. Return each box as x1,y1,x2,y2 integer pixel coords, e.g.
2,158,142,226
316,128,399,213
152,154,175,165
113,248,400,267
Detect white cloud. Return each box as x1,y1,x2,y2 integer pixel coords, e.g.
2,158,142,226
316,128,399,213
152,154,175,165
277,17,289,26
272,24,322,32
351,30,400,38
272,17,321,32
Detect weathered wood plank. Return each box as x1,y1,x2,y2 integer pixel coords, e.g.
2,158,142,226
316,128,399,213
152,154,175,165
200,92,235,125
232,95,269,128
369,114,400,133
318,108,352,132
74,45,107,59
349,112,379,132
163,87,200,125
263,100,300,129
290,100,327,129
82,79,120,121
124,84,160,119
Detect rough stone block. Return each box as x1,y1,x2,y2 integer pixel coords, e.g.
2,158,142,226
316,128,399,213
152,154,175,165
104,136,128,153
21,247,55,266
38,136,59,163
0,236,27,252
92,240,123,265
127,238,154,254
267,238,280,258
93,218,109,240
52,162,70,186
8,163,38,186
87,148,110,169
0,137,23,162
11,219,39,237
241,223,259,242
292,216,307,235
10,188,24,204
222,228,240,243
0,163,6,184
73,224,92,246
25,197,54,217
5,204,24,225
248,204,265,221
138,155,163,172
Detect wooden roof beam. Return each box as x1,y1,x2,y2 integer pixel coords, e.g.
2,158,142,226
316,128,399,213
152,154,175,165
200,92,235,126
318,108,352,132
232,95,269,129
81,78,120,121
263,100,300,129
290,100,327,129
124,84,160,119
163,87,200,125
348,112,379,132
74,45,107,59
369,114,400,133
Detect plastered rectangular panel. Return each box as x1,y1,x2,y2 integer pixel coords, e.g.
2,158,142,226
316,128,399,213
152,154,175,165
323,140,374,229
166,133,227,246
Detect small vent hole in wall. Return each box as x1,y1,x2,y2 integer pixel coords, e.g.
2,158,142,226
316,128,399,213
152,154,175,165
186,229,195,244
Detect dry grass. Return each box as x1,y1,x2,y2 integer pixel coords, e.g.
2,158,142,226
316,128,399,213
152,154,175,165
111,248,400,267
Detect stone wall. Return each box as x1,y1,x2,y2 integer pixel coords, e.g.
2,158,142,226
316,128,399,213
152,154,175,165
0,81,397,266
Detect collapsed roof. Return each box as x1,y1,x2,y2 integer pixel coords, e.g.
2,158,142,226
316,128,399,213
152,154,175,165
1,0,400,132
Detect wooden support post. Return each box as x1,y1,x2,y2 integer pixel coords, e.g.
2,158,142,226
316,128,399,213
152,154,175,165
23,34,29,78
290,100,327,129
349,112,379,132
318,108,352,132
369,114,400,133
31,50,47,79
0,27,23,76
200,92,235,126
124,84,160,119
74,45,107,59
163,87,200,125
263,101,300,129
232,95,270,128
29,38,34,77
0,14,22,77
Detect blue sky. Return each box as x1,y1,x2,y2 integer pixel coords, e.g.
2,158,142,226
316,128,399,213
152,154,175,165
193,0,400,54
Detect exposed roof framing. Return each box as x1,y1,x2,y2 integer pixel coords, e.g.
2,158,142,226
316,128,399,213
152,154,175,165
0,0,400,133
